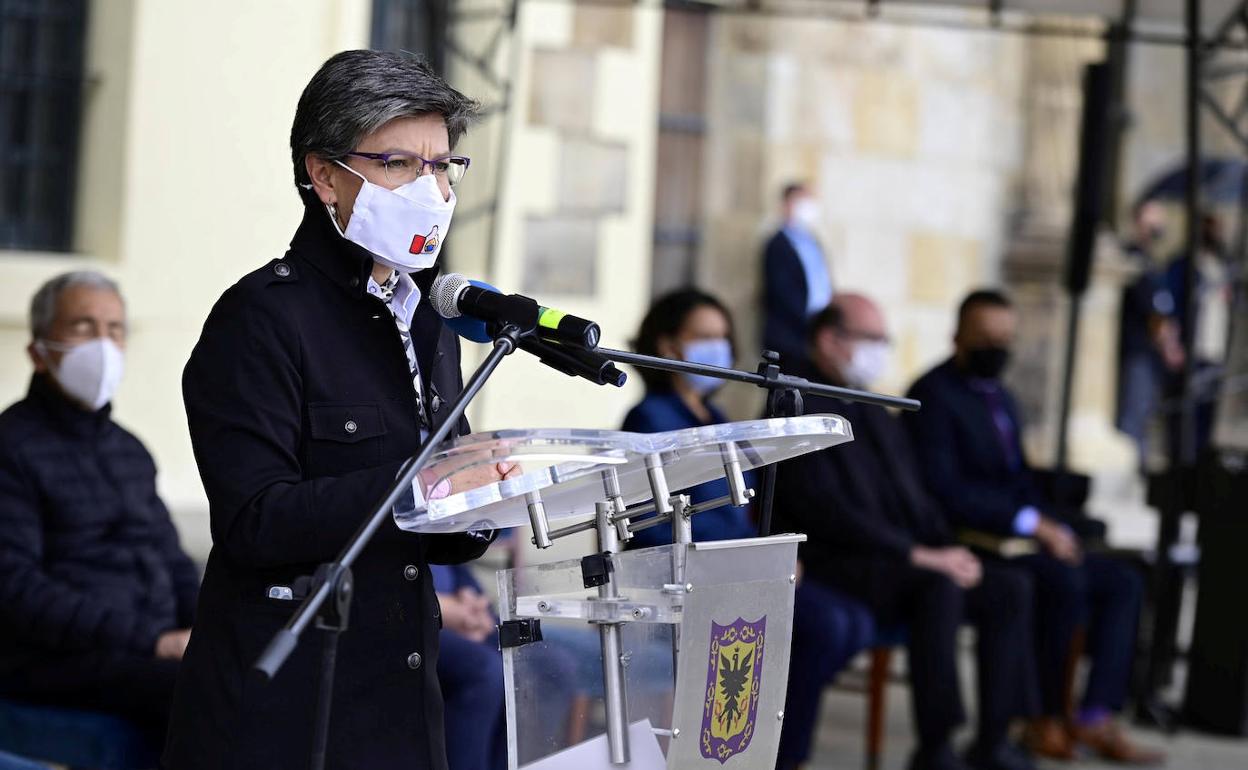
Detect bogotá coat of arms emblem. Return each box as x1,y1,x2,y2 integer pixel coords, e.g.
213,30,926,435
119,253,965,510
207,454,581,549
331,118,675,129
699,616,767,764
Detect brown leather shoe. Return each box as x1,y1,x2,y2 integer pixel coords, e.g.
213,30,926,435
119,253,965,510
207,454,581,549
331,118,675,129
1072,718,1166,765
1024,717,1075,761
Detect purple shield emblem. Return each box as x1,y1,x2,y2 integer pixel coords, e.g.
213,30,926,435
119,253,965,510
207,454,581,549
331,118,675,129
699,616,767,763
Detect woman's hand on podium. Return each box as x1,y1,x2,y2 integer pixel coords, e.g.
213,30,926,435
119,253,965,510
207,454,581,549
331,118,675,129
419,461,521,501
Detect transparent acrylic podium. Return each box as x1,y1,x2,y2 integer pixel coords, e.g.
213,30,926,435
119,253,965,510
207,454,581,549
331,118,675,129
396,415,853,769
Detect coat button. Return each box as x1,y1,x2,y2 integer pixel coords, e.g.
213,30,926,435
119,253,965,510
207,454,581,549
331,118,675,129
407,652,422,670
430,395,442,414
274,262,291,277
345,420,358,434
349,276,360,288
403,565,419,581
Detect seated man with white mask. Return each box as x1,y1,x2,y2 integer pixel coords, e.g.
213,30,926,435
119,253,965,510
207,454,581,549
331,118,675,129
0,271,199,744
773,294,1040,770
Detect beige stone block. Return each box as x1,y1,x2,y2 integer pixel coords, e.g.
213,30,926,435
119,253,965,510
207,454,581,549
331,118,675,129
728,134,765,214
558,138,628,214
527,48,594,131
906,232,981,304
852,72,919,158
572,4,633,49
522,216,597,296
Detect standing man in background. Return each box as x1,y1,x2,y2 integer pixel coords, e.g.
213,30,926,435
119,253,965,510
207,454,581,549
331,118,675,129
1116,200,1182,466
760,182,834,368
0,271,198,745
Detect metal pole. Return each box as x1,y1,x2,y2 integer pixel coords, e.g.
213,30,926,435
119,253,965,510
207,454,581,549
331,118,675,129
670,494,692,681
595,501,630,765
1140,0,1204,724
1181,0,1204,468
1054,298,1082,471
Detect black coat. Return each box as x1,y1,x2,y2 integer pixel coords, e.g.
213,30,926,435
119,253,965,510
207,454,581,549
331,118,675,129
902,358,1040,535
0,376,199,677
760,231,811,368
163,193,491,770
773,385,951,596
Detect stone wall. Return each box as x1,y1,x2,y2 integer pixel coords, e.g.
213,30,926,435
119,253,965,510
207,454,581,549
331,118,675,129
468,1,664,433
696,13,1028,415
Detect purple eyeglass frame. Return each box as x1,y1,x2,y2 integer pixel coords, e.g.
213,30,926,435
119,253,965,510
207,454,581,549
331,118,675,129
346,151,471,180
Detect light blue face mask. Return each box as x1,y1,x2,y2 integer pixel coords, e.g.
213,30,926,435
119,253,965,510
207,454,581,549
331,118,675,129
681,338,733,395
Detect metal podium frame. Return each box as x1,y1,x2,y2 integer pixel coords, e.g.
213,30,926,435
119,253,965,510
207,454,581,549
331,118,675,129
492,454,808,769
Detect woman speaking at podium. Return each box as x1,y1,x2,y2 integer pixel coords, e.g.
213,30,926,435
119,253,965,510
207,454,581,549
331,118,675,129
164,51,515,770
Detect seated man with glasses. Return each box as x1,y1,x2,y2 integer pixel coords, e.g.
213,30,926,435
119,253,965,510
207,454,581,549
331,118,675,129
0,271,199,744
774,295,1040,770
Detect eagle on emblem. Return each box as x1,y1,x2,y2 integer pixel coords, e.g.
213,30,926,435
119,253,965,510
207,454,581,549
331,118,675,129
717,648,754,732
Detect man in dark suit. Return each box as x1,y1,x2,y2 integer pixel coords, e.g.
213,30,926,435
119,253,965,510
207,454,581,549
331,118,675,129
775,294,1038,770
760,182,834,367
904,290,1162,764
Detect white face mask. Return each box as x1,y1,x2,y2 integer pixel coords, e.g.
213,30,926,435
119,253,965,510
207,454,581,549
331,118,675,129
37,338,125,411
791,197,821,230
331,162,456,272
844,340,890,389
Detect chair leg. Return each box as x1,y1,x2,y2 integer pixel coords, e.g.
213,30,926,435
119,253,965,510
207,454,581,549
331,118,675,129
866,647,893,770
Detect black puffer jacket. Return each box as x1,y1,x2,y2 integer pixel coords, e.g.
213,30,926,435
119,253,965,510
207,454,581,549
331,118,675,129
0,374,199,675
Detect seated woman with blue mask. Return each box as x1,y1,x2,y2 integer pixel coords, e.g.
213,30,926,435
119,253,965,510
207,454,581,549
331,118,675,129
621,288,757,548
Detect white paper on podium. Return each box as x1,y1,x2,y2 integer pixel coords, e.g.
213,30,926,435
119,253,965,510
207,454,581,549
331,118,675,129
518,719,666,770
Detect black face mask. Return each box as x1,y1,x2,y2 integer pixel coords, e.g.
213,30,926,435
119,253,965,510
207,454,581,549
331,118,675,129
963,346,1011,380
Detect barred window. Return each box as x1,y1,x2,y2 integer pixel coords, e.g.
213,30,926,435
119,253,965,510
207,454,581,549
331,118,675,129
0,0,88,253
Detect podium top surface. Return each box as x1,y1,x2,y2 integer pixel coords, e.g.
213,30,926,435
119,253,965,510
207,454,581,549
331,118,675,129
394,414,852,534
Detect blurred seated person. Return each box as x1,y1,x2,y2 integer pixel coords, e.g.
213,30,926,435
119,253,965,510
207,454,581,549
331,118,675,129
775,294,1039,770
760,182,834,367
433,563,506,770
623,289,873,770
0,271,198,743
622,288,757,547
904,290,1162,764
433,556,578,770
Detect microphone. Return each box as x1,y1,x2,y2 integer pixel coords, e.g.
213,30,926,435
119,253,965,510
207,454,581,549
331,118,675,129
439,290,627,388
431,273,601,349
515,337,627,387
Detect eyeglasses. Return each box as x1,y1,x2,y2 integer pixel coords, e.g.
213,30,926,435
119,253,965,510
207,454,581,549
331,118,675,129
346,151,471,187
836,327,891,345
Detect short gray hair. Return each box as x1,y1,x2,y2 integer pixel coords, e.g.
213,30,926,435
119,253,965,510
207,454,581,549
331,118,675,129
29,270,123,340
290,50,481,188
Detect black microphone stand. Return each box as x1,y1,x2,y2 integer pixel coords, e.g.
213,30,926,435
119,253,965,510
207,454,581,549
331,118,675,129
597,347,921,536
254,323,525,770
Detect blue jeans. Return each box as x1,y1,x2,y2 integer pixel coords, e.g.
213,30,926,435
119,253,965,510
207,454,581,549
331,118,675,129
776,580,876,768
